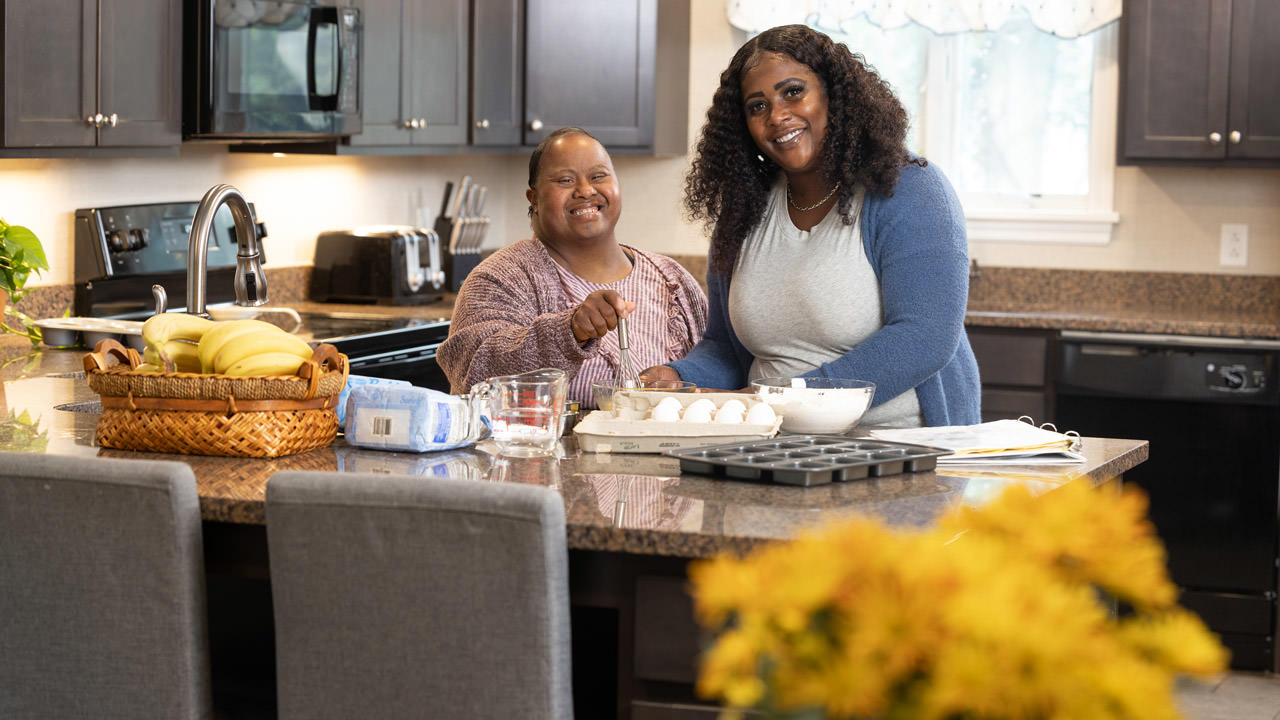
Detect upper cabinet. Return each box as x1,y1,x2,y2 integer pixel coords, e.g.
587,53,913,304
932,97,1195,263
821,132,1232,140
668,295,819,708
348,0,469,150
1118,0,1280,165
472,0,686,152
502,0,657,148
0,0,182,156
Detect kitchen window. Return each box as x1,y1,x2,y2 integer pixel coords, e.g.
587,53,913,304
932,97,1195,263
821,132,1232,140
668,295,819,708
823,17,1119,245
728,1,1121,245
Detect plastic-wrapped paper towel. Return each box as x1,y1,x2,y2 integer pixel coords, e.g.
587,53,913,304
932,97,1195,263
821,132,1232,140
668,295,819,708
335,375,412,428
345,384,487,452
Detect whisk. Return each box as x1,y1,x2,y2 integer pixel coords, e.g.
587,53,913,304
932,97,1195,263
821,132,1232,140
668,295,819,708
616,317,639,388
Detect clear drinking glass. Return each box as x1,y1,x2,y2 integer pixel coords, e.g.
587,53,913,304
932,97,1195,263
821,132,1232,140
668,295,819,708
471,368,567,456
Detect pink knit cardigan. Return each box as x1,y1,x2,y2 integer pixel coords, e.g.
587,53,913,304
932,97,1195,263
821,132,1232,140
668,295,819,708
437,237,708,396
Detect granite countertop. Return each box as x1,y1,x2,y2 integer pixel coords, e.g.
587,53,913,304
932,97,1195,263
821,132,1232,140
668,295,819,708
965,267,1280,339
1,349,1147,560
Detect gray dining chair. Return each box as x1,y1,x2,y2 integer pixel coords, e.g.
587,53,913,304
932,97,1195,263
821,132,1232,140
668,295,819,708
0,452,211,719
265,470,573,720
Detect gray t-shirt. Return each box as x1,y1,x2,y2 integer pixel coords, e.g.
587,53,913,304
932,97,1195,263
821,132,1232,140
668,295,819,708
729,179,923,427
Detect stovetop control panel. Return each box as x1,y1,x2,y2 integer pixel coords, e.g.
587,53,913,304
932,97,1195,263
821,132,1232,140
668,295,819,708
74,201,260,282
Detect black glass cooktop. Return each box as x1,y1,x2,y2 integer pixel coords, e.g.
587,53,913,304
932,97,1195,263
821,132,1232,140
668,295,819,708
293,311,450,356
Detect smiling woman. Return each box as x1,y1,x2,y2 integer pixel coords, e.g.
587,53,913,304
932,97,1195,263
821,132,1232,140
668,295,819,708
642,25,981,429
437,127,708,409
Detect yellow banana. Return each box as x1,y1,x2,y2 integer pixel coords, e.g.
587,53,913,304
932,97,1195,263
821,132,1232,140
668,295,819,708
213,328,314,375
197,318,278,373
134,363,164,373
141,313,214,349
145,340,201,372
222,352,307,377
161,339,202,373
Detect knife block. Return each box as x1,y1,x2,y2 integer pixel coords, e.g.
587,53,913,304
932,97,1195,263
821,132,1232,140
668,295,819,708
434,216,482,292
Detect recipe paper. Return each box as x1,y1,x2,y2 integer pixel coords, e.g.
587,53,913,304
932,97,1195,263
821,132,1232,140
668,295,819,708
864,419,1085,464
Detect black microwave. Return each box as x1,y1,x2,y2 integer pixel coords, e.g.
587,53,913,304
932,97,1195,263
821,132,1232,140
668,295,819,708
185,0,361,140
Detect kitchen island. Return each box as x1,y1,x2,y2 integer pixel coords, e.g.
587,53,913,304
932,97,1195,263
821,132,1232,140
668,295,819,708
1,347,1148,718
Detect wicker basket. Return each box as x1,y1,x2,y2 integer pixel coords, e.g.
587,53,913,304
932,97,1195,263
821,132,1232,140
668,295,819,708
83,338,350,458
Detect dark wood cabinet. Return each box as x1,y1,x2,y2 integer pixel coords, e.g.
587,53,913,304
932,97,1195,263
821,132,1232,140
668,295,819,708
1118,0,1280,164
967,326,1056,424
1,0,181,155
472,0,681,151
470,0,524,147
348,0,469,150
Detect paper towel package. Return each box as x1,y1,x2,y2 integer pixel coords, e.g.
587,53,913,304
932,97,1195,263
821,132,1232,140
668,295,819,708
335,375,412,428
344,384,484,452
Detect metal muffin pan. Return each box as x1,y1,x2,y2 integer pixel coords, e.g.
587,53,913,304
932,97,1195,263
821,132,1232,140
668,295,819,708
35,317,145,351
665,436,949,487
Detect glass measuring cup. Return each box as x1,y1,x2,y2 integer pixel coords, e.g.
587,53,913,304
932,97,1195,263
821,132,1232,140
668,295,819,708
470,368,567,456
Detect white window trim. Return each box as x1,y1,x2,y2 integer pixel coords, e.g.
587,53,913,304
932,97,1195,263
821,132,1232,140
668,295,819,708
924,23,1121,246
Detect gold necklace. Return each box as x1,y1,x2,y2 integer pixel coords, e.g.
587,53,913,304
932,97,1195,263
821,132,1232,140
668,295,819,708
787,182,841,212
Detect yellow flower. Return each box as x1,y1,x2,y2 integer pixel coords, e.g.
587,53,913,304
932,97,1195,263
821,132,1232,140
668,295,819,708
691,481,1228,720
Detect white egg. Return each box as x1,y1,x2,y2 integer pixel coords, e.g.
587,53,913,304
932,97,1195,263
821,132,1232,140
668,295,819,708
686,398,716,414
745,402,778,425
654,397,684,413
718,398,747,415
713,406,744,424
649,403,682,422
681,404,713,423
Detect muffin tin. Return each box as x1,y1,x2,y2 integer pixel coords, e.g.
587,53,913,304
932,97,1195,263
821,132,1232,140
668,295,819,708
665,436,949,487
35,317,144,351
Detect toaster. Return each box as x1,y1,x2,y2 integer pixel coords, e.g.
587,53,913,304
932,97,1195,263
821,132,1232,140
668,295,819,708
311,226,446,305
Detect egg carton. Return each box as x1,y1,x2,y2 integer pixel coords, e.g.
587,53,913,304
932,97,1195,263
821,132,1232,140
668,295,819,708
574,391,782,454
666,436,950,487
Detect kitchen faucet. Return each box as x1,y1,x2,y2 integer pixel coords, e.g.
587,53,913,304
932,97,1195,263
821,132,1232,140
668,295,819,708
186,184,267,316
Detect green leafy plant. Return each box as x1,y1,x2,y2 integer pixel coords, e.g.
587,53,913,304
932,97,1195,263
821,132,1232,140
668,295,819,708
0,218,50,343
0,409,49,453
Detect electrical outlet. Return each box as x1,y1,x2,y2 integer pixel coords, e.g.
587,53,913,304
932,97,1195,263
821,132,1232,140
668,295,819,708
1220,224,1249,267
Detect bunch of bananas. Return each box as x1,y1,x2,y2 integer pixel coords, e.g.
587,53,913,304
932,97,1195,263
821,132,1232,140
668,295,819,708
138,313,315,376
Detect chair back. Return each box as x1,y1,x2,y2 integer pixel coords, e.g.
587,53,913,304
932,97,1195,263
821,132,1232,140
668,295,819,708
0,452,211,719
265,471,573,720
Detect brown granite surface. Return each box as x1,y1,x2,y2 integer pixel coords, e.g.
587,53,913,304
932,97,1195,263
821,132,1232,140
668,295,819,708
1,351,1147,559
966,266,1280,339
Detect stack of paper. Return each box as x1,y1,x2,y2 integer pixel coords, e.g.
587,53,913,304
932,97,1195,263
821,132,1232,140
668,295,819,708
864,419,1084,464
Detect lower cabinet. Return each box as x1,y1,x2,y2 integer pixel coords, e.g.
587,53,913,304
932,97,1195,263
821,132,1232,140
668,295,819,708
967,326,1056,423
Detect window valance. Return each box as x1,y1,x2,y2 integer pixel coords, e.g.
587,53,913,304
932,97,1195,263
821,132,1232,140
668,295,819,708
727,0,1122,38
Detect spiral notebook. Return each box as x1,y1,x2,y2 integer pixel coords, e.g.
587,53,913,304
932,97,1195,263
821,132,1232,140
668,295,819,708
863,417,1084,465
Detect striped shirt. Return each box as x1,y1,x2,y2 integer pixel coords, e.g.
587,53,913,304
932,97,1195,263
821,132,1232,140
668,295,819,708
437,237,708,409
555,250,673,407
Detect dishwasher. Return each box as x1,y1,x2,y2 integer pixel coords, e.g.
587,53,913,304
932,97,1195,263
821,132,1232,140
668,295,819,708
1055,330,1280,671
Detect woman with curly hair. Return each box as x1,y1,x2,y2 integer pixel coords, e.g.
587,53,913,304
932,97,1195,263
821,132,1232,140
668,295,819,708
643,24,979,427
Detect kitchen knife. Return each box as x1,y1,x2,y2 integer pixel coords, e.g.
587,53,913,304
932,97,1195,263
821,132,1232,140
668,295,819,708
472,186,488,254
448,176,472,254
461,182,480,253
438,181,454,221
451,176,471,220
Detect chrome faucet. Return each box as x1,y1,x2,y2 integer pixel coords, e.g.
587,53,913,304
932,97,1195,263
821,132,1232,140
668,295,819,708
186,184,268,317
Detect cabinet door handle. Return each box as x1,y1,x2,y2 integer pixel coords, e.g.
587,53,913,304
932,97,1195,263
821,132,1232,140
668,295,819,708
106,113,118,128
1208,131,1223,145
419,118,427,129
529,119,544,132
1229,130,1242,144
475,119,490,129
87,113,105,127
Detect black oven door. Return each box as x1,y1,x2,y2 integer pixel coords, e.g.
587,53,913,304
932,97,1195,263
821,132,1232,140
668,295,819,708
344,346,451,393
189,0,361,138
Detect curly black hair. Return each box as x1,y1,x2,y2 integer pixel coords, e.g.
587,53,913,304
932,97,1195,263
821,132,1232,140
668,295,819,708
684,24,925,275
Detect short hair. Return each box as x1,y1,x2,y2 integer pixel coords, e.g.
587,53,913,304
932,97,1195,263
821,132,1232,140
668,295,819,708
527,126,601,190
